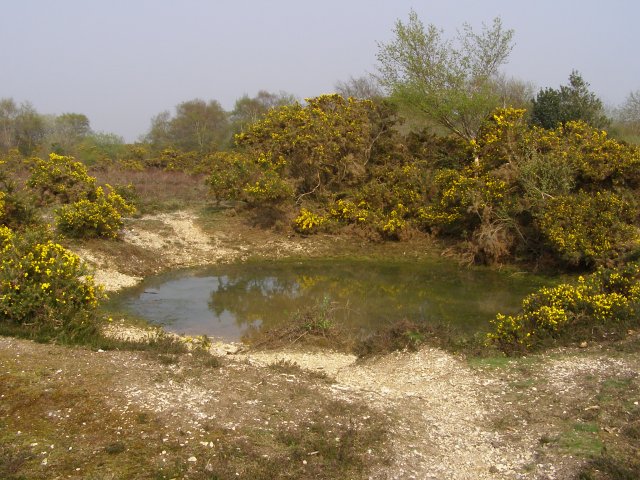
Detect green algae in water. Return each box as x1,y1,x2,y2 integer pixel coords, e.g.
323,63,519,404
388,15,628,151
109,257,552,341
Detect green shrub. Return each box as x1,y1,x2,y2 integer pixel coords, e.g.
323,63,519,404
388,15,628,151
0,159,40,229
0,189,39,230
207,151,253,201
0,226,104,340
27,153,96,204
55,185,136,239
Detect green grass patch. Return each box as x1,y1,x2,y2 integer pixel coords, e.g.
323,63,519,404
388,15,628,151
558,425,603,457
466,355,511,369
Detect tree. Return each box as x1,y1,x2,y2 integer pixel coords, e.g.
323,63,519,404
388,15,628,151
0,99,47,155
146,110,172,149
171,99,228,152
376,10,514,141
46,113,91,154
146,99,230,153
491,74,535,110
0,98,18,152
334,75,382,100
531,71,609,129
77,132,125,165
618,89,640,130
230,90,297,133
14,102,45,156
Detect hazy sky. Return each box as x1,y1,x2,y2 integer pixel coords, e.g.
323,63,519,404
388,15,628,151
2,0,639,142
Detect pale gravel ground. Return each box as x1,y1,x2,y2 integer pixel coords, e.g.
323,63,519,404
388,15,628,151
74,210,312,292
71,210,640,479
246,348,533,479
242,347,639,479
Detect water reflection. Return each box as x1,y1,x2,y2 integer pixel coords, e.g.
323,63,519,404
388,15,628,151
113,258,549,341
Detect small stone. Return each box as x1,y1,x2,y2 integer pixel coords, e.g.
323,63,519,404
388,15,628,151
188,456,197,462
579,341,588,348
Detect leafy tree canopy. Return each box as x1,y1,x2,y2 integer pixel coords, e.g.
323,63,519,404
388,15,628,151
230,90,297,133
617,89,640,133
531,71,609,129
334,75,382,100
146,99,229,153
376,10,514,141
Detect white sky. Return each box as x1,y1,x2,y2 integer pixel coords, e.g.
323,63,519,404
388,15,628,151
2,0,638,142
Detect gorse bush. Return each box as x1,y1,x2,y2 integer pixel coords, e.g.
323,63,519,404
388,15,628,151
234,94,379,197
200,98,640,267
418,167,509,233
535,121,640,189
445,108,640,265
209,95,406,204
329,199,370,224
293,208,326,233
0,189,38,230
536,191,637,266
378,204,407,240
488,262,640,354
55,185,136,239
0,226,104,341
27,153,96,204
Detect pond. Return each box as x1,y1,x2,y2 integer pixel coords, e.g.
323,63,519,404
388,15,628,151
108,257,551,342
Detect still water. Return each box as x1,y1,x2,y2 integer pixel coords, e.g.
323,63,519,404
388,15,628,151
110,257,550,341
